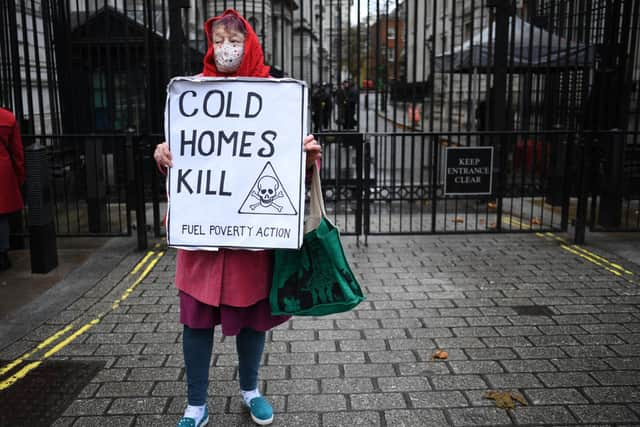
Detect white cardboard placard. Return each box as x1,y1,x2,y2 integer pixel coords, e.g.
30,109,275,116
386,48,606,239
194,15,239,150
164,77,307,250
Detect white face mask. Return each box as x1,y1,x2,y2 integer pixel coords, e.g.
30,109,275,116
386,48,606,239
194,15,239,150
215,42,244,73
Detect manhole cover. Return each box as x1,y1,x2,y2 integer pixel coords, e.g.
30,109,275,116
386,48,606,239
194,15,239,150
0,359,105,426
512,305,555,316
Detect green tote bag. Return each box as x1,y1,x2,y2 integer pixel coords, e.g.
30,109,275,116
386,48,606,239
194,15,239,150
270,163,365,316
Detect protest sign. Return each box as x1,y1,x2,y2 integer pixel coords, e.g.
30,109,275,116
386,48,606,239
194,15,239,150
164,77,307,249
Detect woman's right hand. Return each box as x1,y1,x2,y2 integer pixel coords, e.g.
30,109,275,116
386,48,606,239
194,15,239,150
153,142,172,168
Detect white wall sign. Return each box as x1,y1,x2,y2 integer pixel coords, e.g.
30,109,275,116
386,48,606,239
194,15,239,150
164,77,307,249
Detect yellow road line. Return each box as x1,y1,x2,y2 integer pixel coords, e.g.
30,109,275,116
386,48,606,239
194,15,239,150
0,323,75,377
569,245,634,276
560,244,626,277
528,225,637,284
0,249,166,391
130,251,155,275
0,361,42,391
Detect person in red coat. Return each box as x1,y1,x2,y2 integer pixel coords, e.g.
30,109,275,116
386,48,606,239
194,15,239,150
0,107,25,271
153,10,321,427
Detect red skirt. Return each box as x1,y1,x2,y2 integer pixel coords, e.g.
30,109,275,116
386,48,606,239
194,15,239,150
179,291,290,336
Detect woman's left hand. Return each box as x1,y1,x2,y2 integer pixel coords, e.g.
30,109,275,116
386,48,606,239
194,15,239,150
303,134,321,168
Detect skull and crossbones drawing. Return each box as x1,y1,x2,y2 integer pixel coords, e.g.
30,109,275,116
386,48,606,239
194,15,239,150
250,176,284,212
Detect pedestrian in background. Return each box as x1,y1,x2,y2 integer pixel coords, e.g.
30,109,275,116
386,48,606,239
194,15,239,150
153,9,321,427
0,107,25,271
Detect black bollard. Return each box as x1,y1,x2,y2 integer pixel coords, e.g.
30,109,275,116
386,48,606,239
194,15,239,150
24,142,58,273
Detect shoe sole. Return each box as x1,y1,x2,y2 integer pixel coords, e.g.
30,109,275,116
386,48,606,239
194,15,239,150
199,415,209,427
250,413,273,426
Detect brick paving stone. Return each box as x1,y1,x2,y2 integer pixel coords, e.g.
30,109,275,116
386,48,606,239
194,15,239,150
290,340,336,353
537,372,598,387
610,344,640,356
604,357,640,370
267,352,315,365
322,411,381,426
318,351,365,364
408,391,468,408
431,374,488,390
397,361,451,376
134,414,180,427
483,336,533,347
583,386,640,403
265,379,318,394
274,413,320,427
465,348,518,360
387,338,436,351
377,376,431,392
447,407,512,426
384,409,448,426
321,378,374,393
290,364,340,379
367,350,417,363
570,404,640,423
63,399,112,416
448,361,504,374
434,337,487,348
550,358,610,371
349,392,407,410
510,405,577,425
451,327,499,337
343,364,396,377
127,367,181,381
95,382,154,397
501,359,557,372
523,388,589,404
72,416,135,426
485,373,543,388
287,394,347,412
575,334,626,345
591,370,640,385
513,346,567,359
107,397,168,415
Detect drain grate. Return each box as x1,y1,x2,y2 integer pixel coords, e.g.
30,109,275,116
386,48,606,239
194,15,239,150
0,359,105,426
512,305,555,316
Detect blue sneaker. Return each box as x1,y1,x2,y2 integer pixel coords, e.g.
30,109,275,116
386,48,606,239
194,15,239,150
177,407,208,427
245,396,273,425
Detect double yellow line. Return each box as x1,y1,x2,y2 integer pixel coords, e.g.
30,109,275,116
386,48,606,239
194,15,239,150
0,245,165,391
504,215,637,285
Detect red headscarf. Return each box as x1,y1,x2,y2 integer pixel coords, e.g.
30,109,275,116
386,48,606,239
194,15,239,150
202,9,270,78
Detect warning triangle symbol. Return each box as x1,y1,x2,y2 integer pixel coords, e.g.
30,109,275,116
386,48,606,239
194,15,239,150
238,162,298,215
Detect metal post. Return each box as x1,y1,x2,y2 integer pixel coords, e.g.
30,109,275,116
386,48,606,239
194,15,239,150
560,133,574,232
597,130,624,227
169,0,190,77
488,0,511,231
131,134,148,251
574,135,592,244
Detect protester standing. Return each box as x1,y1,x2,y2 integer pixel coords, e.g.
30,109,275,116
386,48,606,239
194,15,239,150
153,9,321,427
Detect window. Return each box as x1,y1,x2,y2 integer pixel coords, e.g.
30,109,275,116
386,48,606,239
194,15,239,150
92,71,109,130
387,27,396,39
387,48,395,62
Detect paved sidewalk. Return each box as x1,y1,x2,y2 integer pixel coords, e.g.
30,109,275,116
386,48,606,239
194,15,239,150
1,233,639,426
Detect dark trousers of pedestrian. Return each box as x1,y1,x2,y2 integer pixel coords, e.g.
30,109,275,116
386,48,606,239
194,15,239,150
0,214,10,270
182,325,265,406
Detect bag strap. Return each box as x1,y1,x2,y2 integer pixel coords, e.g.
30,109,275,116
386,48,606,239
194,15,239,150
305,162,329,233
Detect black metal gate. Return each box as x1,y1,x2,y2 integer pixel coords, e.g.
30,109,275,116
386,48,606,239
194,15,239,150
1,0,639,247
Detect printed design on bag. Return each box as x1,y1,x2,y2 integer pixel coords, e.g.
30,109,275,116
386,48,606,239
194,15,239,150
238,161,297,215
277,238,356,311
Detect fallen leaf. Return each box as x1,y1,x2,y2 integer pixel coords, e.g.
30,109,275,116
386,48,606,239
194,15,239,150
432,349,448,360
488,202,497,209
483,390,527,409
530,218,541,225
488,222,497,229
451,217,464,224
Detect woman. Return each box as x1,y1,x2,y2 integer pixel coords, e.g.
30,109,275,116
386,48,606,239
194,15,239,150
153,9,321,427
0,107,25,271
